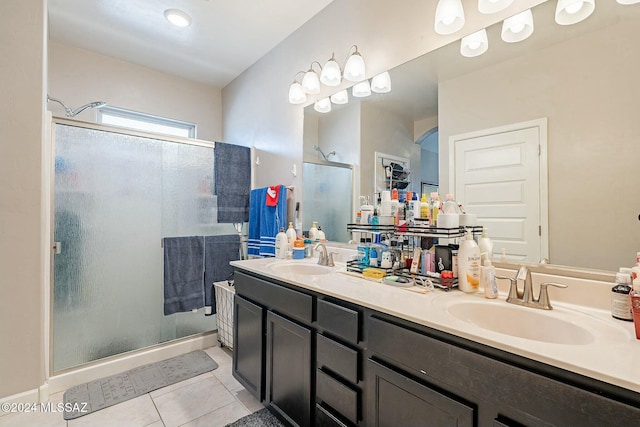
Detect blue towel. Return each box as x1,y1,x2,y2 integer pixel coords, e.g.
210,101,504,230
204,234,240,315
214,142,251,223
259,185,287,257
163,236,205,315
248,188,264,257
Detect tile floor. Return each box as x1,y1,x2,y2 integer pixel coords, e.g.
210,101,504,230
0,345,262,427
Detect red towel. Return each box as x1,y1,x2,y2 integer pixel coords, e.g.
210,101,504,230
266,185,280,206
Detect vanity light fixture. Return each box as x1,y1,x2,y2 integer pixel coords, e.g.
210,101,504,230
302,62,322,94
460,29,489,57
343,45,366,82
434,0,466,35
555,0,595,25
330,90,349,105
616,0,640,4
371,71,392,93
320,53,342,86
501,9,534,43
352,80,372,98
164,9,192,27
478,0,514,14
314,97,332,113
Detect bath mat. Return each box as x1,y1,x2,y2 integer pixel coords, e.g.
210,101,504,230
63,350,217,420
225,408,284,427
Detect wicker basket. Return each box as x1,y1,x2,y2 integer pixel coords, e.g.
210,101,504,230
213,281,235,349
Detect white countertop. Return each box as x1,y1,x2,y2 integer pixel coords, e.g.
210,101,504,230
231,257,640,395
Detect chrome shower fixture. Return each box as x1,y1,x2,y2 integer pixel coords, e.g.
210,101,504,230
47,95,107,117
313,145,336,161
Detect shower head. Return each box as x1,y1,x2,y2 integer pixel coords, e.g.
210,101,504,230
47,96,107,117
313,145,336,161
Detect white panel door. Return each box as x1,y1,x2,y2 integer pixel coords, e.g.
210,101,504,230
450,120,548,262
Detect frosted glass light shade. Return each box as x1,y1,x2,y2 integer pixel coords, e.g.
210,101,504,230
320,57,342,86
501,9,534,43
302,69,321,94
616,0,640,4
555,0,595,25
434,0,465,35
330,90,349,105
344,52,366,82
288,81,307,104
352,80,371,98
164,9,192,27
371,71,391,93
314,98,332,113
460,29,488,57
478,0,513,14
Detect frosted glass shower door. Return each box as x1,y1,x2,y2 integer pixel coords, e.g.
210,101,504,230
302,162,353,242
53,123,217,372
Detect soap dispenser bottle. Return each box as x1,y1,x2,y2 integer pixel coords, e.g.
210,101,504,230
457,229,481,293
286,222,297,245
478,228,494,264
612,271,633,321
481,258,498,299
309,221,319,241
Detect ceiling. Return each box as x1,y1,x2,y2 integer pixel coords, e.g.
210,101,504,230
47,0,335,87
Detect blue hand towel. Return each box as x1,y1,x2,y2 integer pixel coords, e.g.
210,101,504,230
204,234,240,315
163,236,205,315
259,185,287,257
248,188,265,257
214,142,251,223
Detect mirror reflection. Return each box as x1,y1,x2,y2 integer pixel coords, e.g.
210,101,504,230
303,1,640,272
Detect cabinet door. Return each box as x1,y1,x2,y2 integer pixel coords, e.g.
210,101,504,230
232,295,264,400
366,359,474,427
266,311,312,427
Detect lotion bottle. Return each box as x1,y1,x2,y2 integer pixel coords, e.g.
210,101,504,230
275,228,288,259
286,222,297,245
478,228,494,265
309,221,319,241
457,229,481,293
612,271,633,321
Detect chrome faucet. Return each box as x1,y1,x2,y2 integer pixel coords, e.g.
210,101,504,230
497,265,567,310
314,243,336,267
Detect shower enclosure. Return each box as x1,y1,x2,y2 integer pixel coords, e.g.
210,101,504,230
52,120,235,372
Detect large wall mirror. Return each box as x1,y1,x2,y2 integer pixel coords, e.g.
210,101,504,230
303,1,640,272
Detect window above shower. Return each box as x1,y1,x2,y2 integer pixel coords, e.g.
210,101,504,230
98,106,197,139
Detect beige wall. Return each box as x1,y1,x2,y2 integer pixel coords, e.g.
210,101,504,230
222,0,544,204
0,0,47,398
438,20,640,270
48,41,222,142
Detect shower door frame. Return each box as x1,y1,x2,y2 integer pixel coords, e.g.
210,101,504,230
48,117,217,375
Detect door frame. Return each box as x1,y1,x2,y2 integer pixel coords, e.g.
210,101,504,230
447,118,549,262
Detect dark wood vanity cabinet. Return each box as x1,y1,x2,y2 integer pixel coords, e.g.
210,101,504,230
233,268,640,427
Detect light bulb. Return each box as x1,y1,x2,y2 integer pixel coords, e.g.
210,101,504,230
502,9,534,43
330,90,349,105
320,57,342,86
301,69,320,94
434,0,466,35
352,80,371,98
555,0,594,25
460,29,488,57
344,51,366,82
371,72,391,93
314,98,331,113
164,9,192,27
565,1,584,14
288,81,306,104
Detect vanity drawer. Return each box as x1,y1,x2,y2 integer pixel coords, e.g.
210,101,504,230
316,369,359,424
317,334,359,384
316,403,350,427
316,299,359,344
234,270,312,324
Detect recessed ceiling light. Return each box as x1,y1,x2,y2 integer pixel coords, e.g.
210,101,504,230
164,9,192,27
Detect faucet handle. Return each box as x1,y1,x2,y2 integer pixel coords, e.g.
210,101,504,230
538,282,568,310
496,275,520,302
328,252,338,267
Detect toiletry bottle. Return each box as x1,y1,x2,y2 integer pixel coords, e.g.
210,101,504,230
369,244,378,267
420,193,430,221
275,227,288,259
407,193,420,226
360,196,374,224
442,194,459,214
355,211,362,224
371,208,379,231
612,272,633,321
482,258,498,299
478,228,494,265
631,252,640,287
457,230,481,293
430,192,440,227
317,226,326,241
286,221,297,245
309,221,319,241
357,238,369,267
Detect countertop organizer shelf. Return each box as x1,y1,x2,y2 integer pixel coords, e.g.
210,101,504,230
347,223,483,238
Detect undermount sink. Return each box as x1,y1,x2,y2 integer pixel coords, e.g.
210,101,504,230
267,261,335,276
444,300,629,345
